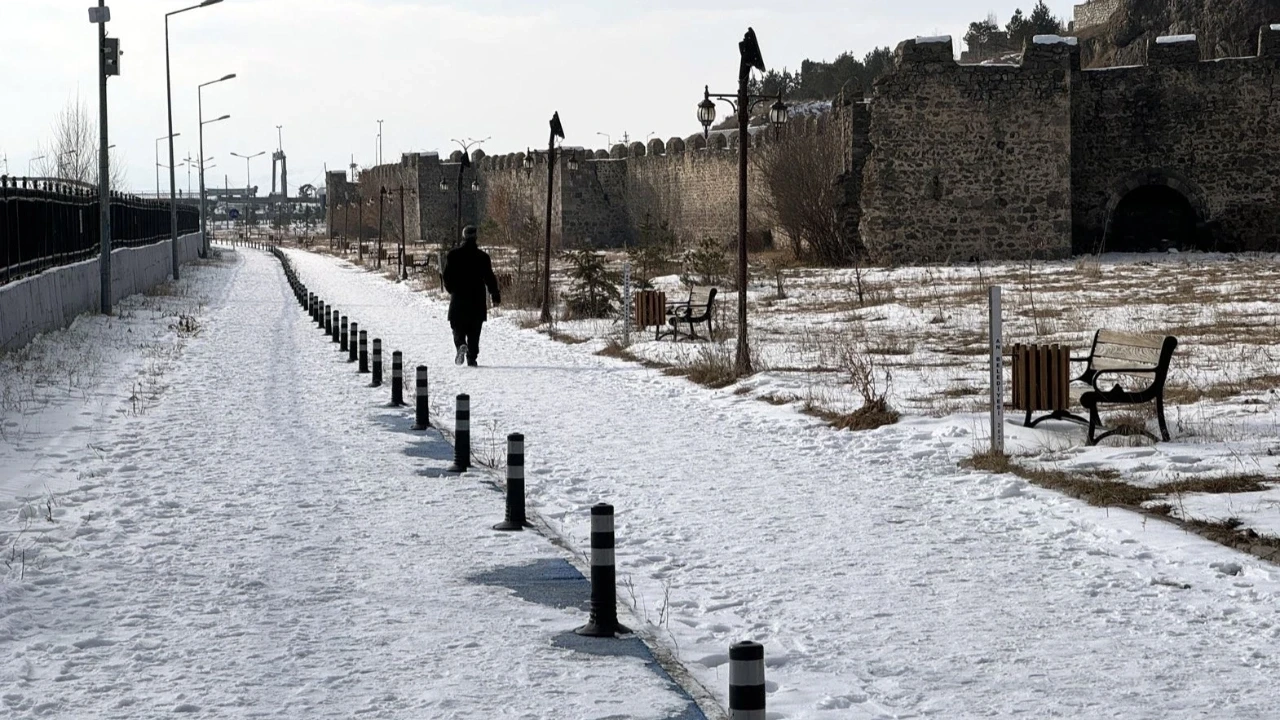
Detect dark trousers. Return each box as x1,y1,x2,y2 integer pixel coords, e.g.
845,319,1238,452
451,321,483,362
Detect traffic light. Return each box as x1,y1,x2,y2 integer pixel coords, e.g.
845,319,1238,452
103,37,120,76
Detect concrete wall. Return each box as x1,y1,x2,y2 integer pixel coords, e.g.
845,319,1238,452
0,232,201,350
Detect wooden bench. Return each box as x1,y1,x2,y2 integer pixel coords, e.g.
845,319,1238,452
657,287,717,341
1075,330,1178,445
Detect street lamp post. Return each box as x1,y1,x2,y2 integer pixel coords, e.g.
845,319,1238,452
28,155,45,176
396,183,412,281
447,137,488,248
377,119,383,166
539,112,566,324
165,0,224,281
231,151,264,235
696,27,788,376
155,133,180,196
198,73,235,257
378,186,386,270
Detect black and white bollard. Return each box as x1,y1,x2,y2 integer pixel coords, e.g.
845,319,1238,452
729,641,766,719
447,394,470,473
348,322,359,363
310,294,318,321
390,351,405,405
331,310,341,342
371,339,383,387
493,433,526,531
358,331,369,373
319,301,328,329
411,366,430,429
340,316,349,352
575,503,630,637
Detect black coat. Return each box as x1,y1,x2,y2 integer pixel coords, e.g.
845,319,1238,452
443,242,500,324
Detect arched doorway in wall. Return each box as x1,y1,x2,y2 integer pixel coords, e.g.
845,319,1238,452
1099,169,1211,254
1106,185,1199,253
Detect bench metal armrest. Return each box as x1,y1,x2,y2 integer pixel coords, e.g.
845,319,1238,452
1089,366,1157,392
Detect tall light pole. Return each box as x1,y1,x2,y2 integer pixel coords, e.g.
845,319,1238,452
231,150,265,229
28,155,45,176
91,0,117,315
165,0,224,281
539,112,566,323
596,132,611,148
199,73,234,256
155,133,180,196
377,119,383,166
696,27,788,376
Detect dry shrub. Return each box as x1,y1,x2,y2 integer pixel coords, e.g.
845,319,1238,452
666,343,738,389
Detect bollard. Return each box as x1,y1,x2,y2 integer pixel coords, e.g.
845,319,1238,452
340,316,349,352
309,294,317,321
575,503,630,637
348,322,359,363
371,339,383,387
358,331,369,373
332,310,341,342
390,351,405,406
319,301,328,329
411,366,430,429
493,433,526,531
447,394,470,472
729,641,766,719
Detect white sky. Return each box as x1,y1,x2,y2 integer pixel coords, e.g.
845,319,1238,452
0,1,1079,196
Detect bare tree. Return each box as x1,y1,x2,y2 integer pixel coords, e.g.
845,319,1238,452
33,94,128,190
753,123,851,265
482,178,541,307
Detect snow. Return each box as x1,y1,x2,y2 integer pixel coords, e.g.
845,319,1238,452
7,245,1280,718
1272,24,1280,31
1157,34,1198,44
915,35,951,44
0,250,695,718
1032,34,1078,46
284,248,1280,718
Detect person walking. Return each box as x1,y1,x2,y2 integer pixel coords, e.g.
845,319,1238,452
443,225,501,366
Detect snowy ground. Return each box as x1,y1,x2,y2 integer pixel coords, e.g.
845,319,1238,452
276,246,1280,718
0,249,697,719
518,250,1280,549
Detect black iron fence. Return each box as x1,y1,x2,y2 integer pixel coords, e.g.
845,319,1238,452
1,176,200,286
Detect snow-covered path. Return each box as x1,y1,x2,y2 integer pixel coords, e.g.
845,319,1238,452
287,247,1280,719
1,249,695,719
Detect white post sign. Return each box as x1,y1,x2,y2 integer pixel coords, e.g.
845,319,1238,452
989,285,1004,455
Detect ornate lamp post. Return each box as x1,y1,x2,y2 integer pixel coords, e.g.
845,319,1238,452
378,186,387,270
539,111,566,323
447,137,488,248
696,27,788,376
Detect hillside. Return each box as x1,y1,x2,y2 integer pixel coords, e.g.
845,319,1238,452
1078,0,1280,66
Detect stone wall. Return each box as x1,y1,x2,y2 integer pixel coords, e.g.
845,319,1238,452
1072,29,1280,252
1074,0,1121,31
860,37,1077,264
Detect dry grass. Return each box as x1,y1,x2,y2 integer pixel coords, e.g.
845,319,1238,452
802,397,900,431
964,451,1280,561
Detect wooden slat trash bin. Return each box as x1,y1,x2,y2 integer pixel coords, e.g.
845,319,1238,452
634,290,666,329
1010,343,1086,428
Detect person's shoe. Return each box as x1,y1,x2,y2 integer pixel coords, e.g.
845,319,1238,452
467,359,478,367
455,344,467,366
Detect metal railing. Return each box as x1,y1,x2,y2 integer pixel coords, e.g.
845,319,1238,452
1,176,199,285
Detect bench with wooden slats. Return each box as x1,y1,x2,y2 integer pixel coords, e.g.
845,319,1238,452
658,286,717,341
1075,329,1178,445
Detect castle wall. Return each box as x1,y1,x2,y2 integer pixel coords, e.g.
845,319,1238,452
860,37,1077,264
1073,0,1120,31
1072,31,1280,252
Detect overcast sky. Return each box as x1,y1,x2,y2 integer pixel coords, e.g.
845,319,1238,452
0,1,1078,196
